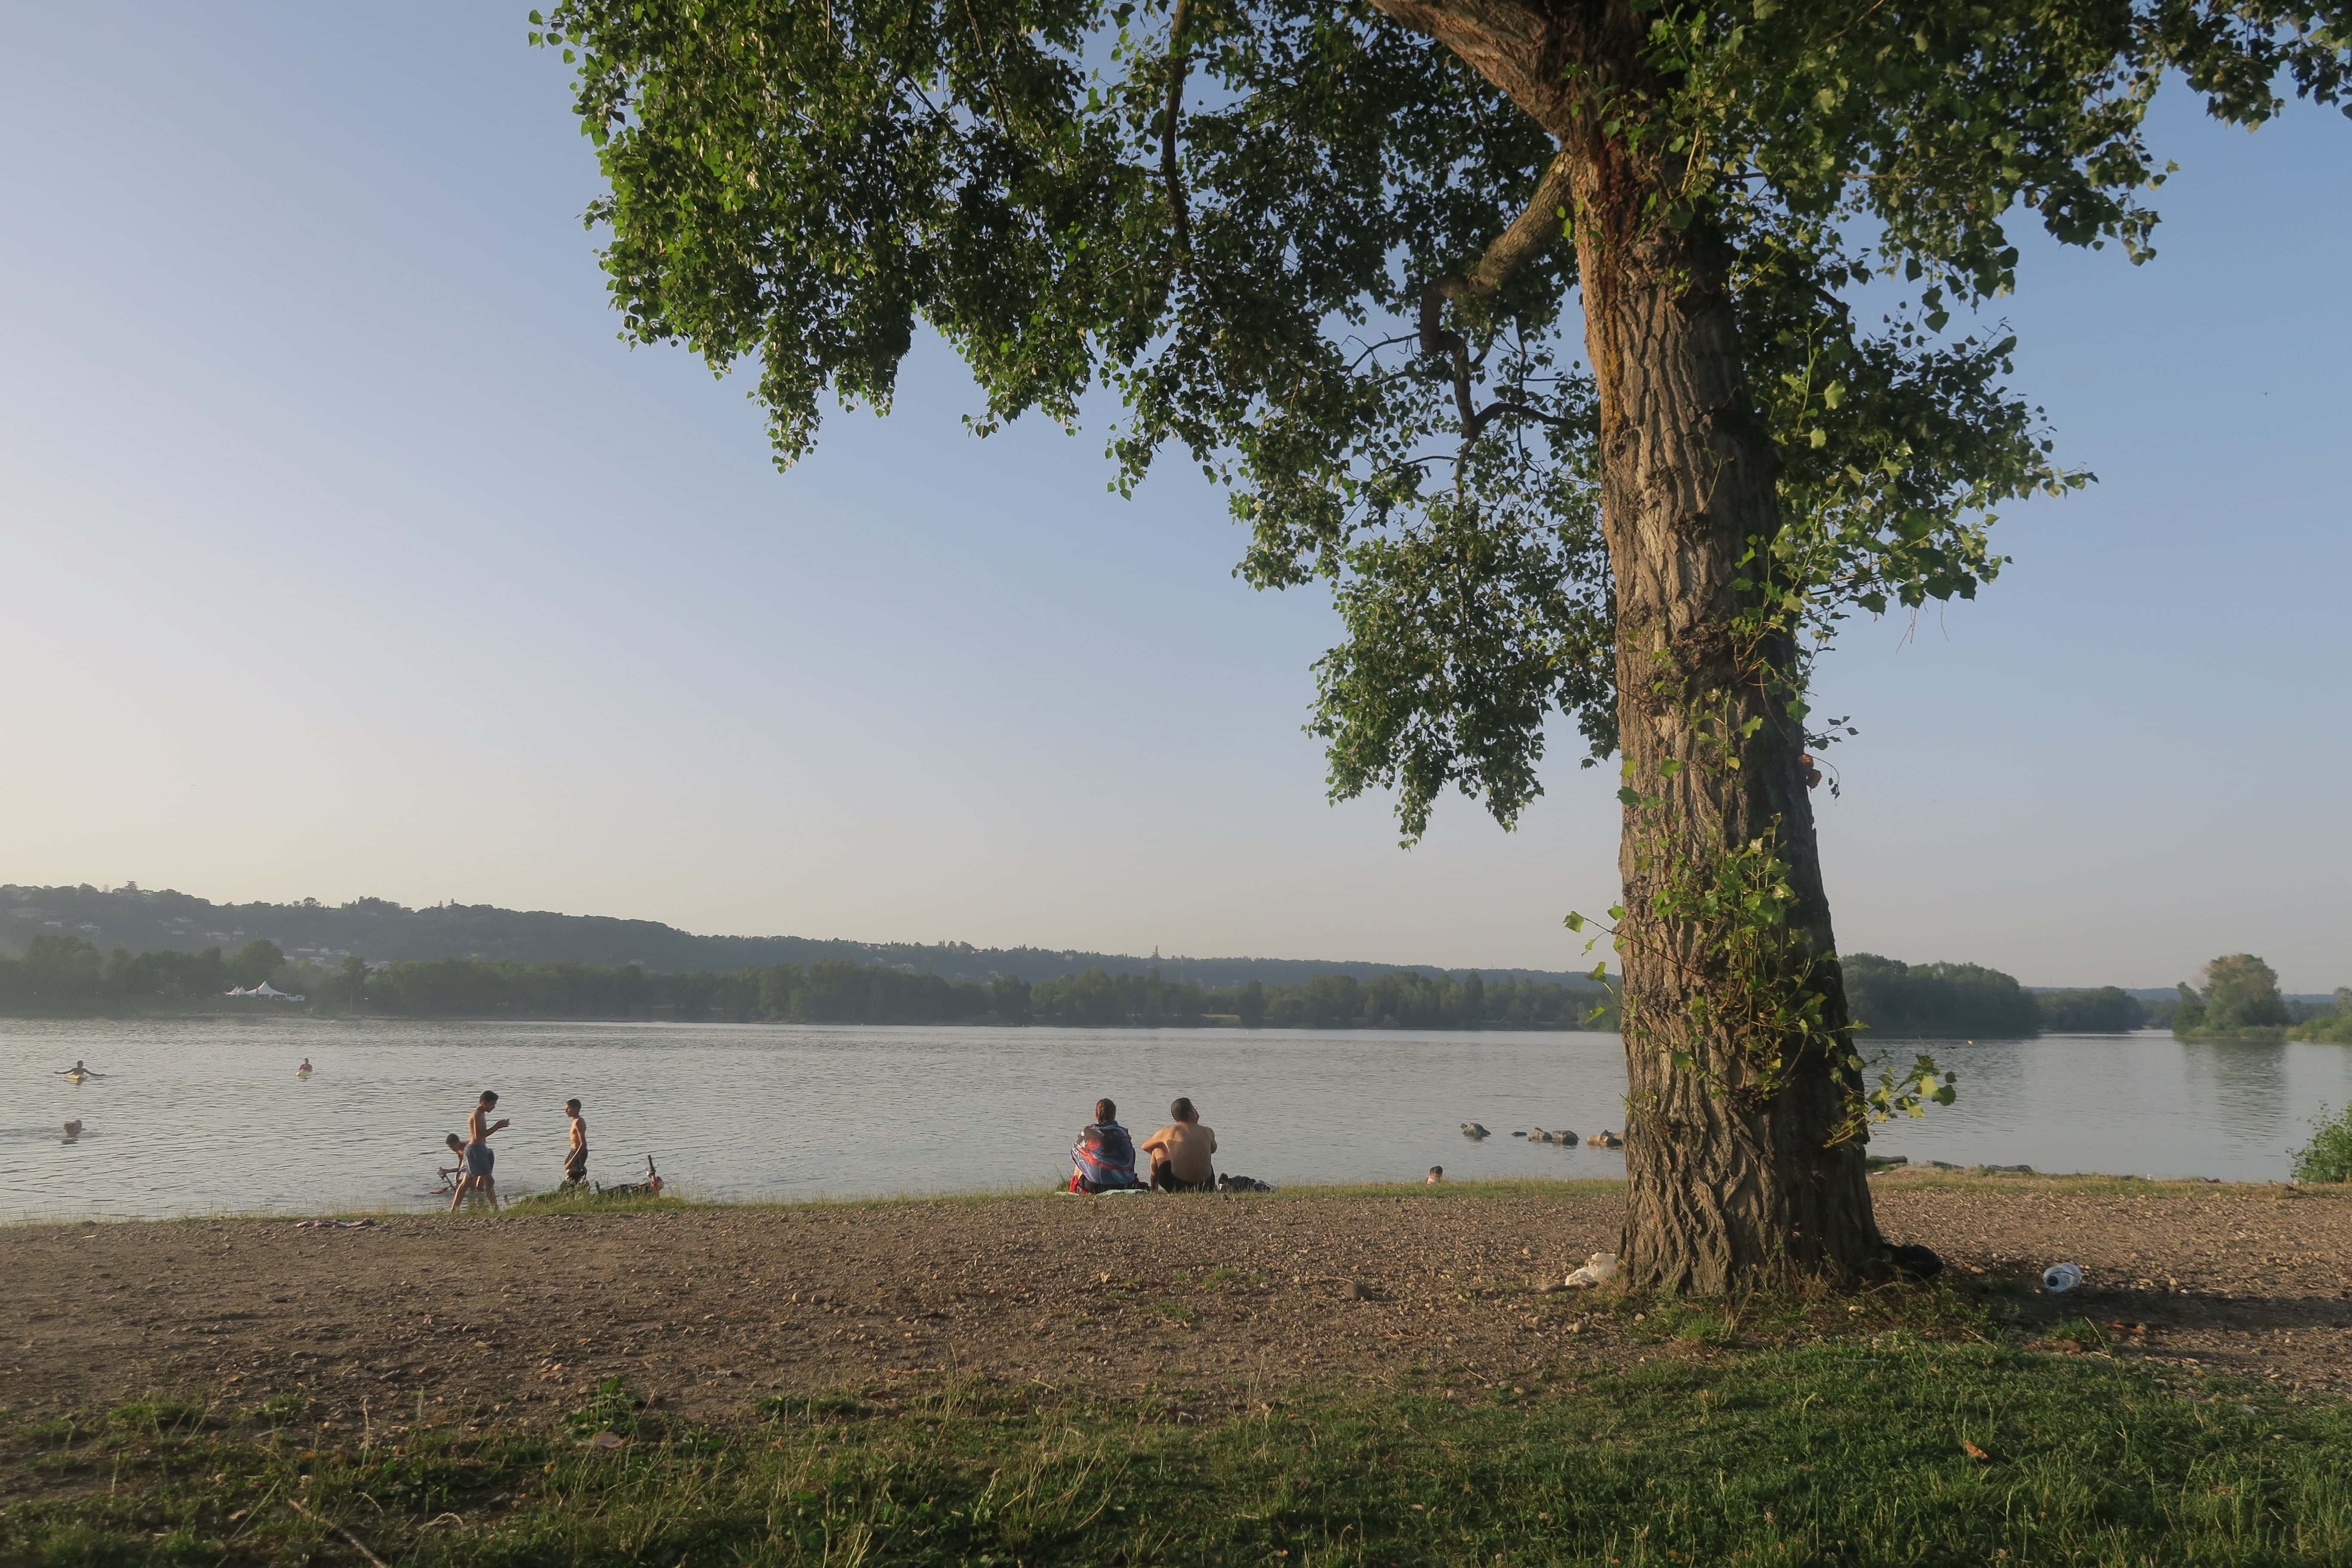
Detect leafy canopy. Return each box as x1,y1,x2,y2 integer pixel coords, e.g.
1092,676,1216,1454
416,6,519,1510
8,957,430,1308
535,0,2348,838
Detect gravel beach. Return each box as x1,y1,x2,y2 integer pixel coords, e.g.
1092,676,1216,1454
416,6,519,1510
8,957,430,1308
5,1175,2347,1425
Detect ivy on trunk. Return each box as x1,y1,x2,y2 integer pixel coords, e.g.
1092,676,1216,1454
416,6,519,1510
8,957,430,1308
533,0,2349,1289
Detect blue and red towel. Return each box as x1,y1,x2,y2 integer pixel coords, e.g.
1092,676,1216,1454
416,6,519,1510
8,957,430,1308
1070,1120,1139,1191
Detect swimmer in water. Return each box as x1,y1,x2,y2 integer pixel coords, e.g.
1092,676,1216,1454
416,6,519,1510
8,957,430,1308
297,1058,314,1075
55,1061,103,1080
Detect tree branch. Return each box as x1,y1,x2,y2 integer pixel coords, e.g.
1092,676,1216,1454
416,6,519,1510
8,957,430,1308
1160,0,1195,266
1417,149,1576,435
1465,398,1580,441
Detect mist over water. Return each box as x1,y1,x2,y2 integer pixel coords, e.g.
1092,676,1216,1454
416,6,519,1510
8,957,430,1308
4,1018,2346,1221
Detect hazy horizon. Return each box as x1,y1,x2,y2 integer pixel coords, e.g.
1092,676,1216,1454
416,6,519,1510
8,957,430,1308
6,4,2347,992
0,876,2305,996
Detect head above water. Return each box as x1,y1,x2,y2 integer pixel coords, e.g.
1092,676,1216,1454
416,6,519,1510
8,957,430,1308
1171,1096,1197,1124
1094,1098,1116,1124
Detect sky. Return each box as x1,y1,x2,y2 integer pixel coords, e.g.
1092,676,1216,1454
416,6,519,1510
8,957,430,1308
3,3,2346,990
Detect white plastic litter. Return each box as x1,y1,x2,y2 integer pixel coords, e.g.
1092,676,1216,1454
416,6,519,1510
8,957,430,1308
1564,1251,1619,1287
2042,1261,2083,1293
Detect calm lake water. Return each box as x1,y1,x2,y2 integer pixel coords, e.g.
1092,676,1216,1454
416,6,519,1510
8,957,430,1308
4,1017,2348,1220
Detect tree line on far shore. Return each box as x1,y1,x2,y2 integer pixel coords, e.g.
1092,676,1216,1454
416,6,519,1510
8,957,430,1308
1841,955,2145,1038
0,935,1614,1030
2170,953,2352,1044
6,933,2343,1042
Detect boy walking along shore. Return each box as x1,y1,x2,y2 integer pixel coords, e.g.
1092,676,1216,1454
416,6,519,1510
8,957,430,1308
563,1098,588,1189
450,1090,509,1213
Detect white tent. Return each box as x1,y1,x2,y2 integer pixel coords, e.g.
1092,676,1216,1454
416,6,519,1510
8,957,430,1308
226,982,307,1001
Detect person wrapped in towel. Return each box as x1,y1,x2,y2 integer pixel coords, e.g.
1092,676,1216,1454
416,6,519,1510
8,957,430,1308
1069,1098,1143,1192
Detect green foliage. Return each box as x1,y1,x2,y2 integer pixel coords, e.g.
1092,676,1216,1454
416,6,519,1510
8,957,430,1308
2292,1012,2352,1044
2291,1102,2352,1183
2202,952,2292,1029
12,1342,2352,1565
515,0,2352,842
225,937,284,987
0,940,1610,1029
1844,952,2042,1039
2175,952,2293,1038
2036,985,2148,1033
0,933,107,1011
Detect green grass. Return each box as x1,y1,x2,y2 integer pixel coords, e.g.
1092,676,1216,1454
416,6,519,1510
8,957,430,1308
6,1343,2348,1566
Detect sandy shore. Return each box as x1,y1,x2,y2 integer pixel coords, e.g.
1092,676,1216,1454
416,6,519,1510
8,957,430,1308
5,1176,2347,1425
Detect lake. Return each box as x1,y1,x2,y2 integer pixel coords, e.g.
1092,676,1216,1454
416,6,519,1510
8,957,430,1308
4,1017,2347,1221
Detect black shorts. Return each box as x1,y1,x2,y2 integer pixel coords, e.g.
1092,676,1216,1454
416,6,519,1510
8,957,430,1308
1151,1161,1211,1193
564,1148,588,1182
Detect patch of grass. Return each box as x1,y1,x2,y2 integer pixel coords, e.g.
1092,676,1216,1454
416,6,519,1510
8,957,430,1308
103,1400,210,1436
1604,1277,2001,1350
8,1345,2348,1566
2046,1318,2111,1352
758,1391,871,1423
563,1377,643,1440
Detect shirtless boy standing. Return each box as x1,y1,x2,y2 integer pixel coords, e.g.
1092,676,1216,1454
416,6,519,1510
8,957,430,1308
562,1098,588,1188
450,1090,511,1213
1141,1097,1217,1192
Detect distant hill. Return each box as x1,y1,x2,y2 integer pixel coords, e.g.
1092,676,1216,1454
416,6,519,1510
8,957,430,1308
0,882,1603,990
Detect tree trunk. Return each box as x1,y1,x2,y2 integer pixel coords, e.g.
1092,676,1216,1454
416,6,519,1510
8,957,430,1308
1570,177,1882,1295
1374,0,1884,1291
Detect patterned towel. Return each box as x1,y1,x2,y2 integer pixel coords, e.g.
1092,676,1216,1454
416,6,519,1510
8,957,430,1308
1070,1121,1139,1189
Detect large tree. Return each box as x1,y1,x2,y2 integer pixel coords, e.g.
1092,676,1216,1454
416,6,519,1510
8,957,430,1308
534,0,2348,1289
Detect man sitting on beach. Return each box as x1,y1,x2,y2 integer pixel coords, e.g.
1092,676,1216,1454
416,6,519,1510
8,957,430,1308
1069,1098,1141,1192
1140,1097,1217,1192
450,1090,510,1213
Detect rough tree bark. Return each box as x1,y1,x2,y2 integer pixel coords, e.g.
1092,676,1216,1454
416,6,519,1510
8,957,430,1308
1372,0,1882,1291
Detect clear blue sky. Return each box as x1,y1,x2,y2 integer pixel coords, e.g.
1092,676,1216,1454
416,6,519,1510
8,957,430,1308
4,3,2346,989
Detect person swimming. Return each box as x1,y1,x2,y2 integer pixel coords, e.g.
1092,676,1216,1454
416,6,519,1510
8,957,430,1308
55,1061,104,1081
297,1058,314,1076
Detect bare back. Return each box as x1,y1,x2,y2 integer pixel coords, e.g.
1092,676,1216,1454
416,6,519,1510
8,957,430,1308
1142,1120,1217,1184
